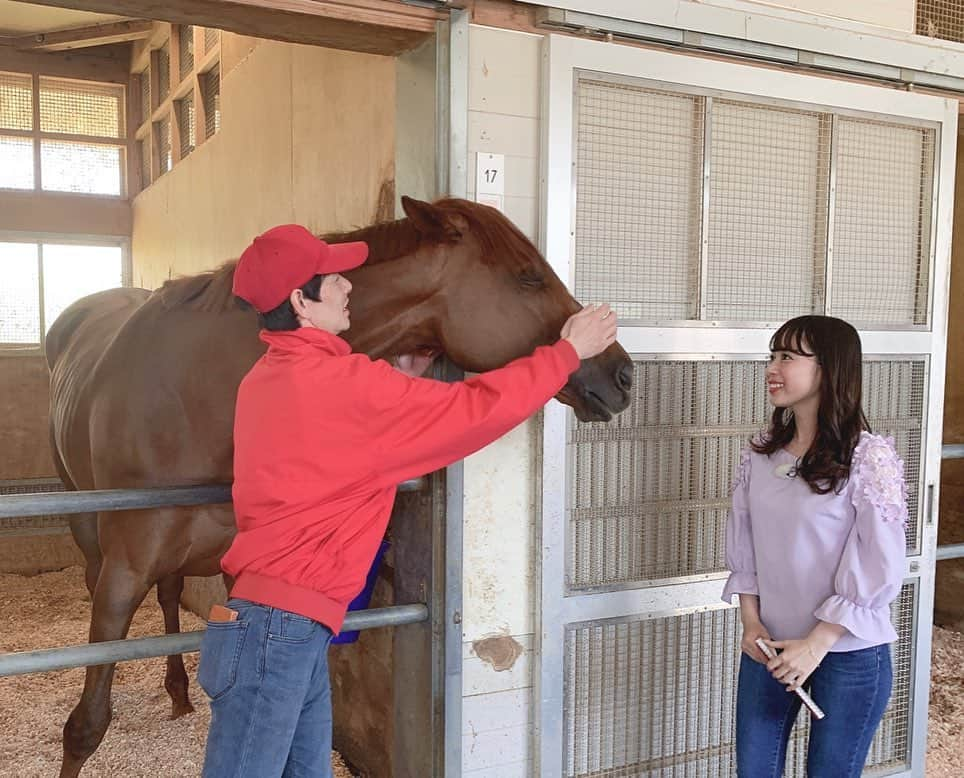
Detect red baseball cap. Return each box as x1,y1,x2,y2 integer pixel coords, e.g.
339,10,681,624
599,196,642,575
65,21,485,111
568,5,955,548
232,224,368,313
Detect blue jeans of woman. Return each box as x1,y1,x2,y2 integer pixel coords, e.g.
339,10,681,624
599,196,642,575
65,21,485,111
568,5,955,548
736,644,892,777
199,598,335,777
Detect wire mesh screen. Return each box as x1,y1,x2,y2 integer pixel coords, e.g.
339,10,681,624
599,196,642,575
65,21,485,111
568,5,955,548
177,95,195,158
565,608,741,777
204,27,219,53
0,480,68,535
41,141,122,196
39,77,123,138
0,135,34,190
705,100,830,321
179,26,195,82
568,357,925,589
138,68,151,126
832,118,934,327
916,1,964,42
0,242,40,344
202,66,221,139
138,137,150,190
573,77,703,320
0,72,32,131
563,583,915,777
156,115,172,175
568,360,768,588
571,75,936,329
157,43,171,103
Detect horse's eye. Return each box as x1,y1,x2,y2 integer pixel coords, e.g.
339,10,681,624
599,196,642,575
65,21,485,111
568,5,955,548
519,273,545,289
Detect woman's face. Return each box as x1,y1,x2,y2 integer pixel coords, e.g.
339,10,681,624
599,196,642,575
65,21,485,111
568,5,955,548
765,339,821,412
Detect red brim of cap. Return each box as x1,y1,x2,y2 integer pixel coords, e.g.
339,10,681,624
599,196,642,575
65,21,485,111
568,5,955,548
324,241,369,274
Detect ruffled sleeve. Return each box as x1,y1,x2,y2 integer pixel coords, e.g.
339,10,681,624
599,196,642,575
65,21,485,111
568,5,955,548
813,434,907,643
721,445,758,603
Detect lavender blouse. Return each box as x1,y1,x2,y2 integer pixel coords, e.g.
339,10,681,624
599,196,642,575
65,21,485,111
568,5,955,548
721,432,908,652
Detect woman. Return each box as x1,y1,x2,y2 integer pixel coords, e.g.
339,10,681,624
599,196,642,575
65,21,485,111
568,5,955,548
723,315,907,777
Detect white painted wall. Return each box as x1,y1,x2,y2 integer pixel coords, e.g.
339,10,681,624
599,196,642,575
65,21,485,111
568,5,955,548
461,25,544,777
719,0,916,33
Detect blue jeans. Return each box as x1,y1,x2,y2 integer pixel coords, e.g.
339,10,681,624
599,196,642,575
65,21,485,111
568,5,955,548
199,598,335,777
736,644,892,777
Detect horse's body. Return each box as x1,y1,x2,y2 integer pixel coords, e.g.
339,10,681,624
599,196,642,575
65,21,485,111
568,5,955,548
46,197,633,776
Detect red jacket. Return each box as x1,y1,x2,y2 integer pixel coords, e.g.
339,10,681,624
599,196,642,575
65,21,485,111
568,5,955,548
222,327,580,632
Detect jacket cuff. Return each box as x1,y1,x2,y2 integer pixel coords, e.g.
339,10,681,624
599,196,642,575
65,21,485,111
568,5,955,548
553,339,582,373
721,571,758,604
814,595,898,644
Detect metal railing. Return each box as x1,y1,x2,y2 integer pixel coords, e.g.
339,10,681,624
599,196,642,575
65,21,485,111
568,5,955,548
0,478,428,677
937,444,964,561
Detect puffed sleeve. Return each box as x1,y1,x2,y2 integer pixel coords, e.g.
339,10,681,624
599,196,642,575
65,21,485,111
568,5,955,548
721,445,758,603
813,434,907,643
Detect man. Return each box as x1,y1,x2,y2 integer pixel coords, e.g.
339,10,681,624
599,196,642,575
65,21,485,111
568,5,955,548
199,224,617,776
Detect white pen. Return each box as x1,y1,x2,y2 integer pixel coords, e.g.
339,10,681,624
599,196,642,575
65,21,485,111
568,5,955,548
755,638,826,720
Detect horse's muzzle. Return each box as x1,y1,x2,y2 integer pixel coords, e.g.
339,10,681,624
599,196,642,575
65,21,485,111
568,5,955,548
557,345,633,423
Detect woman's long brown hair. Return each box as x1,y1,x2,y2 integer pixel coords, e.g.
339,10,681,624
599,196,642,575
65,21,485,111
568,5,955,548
752,315,870,494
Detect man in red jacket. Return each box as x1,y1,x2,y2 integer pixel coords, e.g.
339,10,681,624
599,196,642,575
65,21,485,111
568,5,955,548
199,224,617,777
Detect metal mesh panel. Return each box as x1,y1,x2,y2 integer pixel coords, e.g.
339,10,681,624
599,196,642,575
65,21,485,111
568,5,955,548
41,140,122,196
565,608,741,777
0,135,34,190
706,100,830,321
138,136,150,190
568,357,924,589
0,480,68,535
203,66,221,138
156,43,171,103
0,242,40,344
568,360,769,588
204,27,219,53
0,72,32,131
39,77,123,138
179,26,195,82
573,76,703,320
156,115,172,175
831,119,934,326
564,583,915,777
863,360,927,553
916,1,964,42
784,583,916,775
138,68,151,126
177,94,195,158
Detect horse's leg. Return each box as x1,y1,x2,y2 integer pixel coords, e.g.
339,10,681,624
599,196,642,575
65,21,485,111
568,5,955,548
67,514,101,598
60,559,151,778
157,574,194,718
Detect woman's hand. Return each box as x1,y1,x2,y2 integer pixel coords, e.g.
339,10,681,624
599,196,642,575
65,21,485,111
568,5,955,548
740,619,772,665
763,638,827,691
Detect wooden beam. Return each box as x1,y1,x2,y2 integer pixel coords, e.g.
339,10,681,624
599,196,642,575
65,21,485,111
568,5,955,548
8,0,444,56
0,43,130,83
11,20,154,52
0,190,131,236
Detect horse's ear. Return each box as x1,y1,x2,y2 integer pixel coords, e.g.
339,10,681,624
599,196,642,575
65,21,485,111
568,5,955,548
401,196,461,241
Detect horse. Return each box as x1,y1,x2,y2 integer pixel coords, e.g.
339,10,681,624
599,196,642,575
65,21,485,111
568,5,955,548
45,195,634,777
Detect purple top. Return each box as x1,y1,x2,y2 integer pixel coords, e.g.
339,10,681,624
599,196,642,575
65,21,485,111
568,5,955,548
721,432,908,652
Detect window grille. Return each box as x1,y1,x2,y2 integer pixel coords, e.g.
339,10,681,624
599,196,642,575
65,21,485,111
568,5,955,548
156,43,171,102
177,94,195,158
179,26,195,82
203,66,221,139
916,1,964,43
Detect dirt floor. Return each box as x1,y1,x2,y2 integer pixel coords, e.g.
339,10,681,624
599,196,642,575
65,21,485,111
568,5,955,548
3,566,964,776
0,566,354,778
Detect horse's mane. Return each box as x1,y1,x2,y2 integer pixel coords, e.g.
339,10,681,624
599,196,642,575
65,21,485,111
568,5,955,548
155,198,539,312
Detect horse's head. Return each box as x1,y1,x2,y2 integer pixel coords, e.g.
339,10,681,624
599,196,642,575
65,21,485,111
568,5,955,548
343,197,632,422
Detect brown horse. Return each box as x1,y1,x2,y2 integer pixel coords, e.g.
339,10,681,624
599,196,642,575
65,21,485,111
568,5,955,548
45,196,633,777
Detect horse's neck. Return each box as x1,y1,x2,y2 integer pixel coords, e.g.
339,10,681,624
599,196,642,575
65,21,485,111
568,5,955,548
345,254,443,360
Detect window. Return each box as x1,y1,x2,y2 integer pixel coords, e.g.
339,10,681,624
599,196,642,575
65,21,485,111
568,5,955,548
0,73,126,196
0,240,125,349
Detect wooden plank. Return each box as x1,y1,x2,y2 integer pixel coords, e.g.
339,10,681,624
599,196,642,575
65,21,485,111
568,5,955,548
9,0,442,55
10,20,154,52
0,190,131,236
0,44,130,83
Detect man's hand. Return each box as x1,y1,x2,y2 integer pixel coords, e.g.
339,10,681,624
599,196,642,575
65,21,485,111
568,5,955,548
560,304,618,360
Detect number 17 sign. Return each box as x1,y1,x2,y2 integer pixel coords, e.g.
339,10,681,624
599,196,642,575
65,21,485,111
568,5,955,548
475,152,504,213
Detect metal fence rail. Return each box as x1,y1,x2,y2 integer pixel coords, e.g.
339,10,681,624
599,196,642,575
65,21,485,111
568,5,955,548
0,477,428,677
